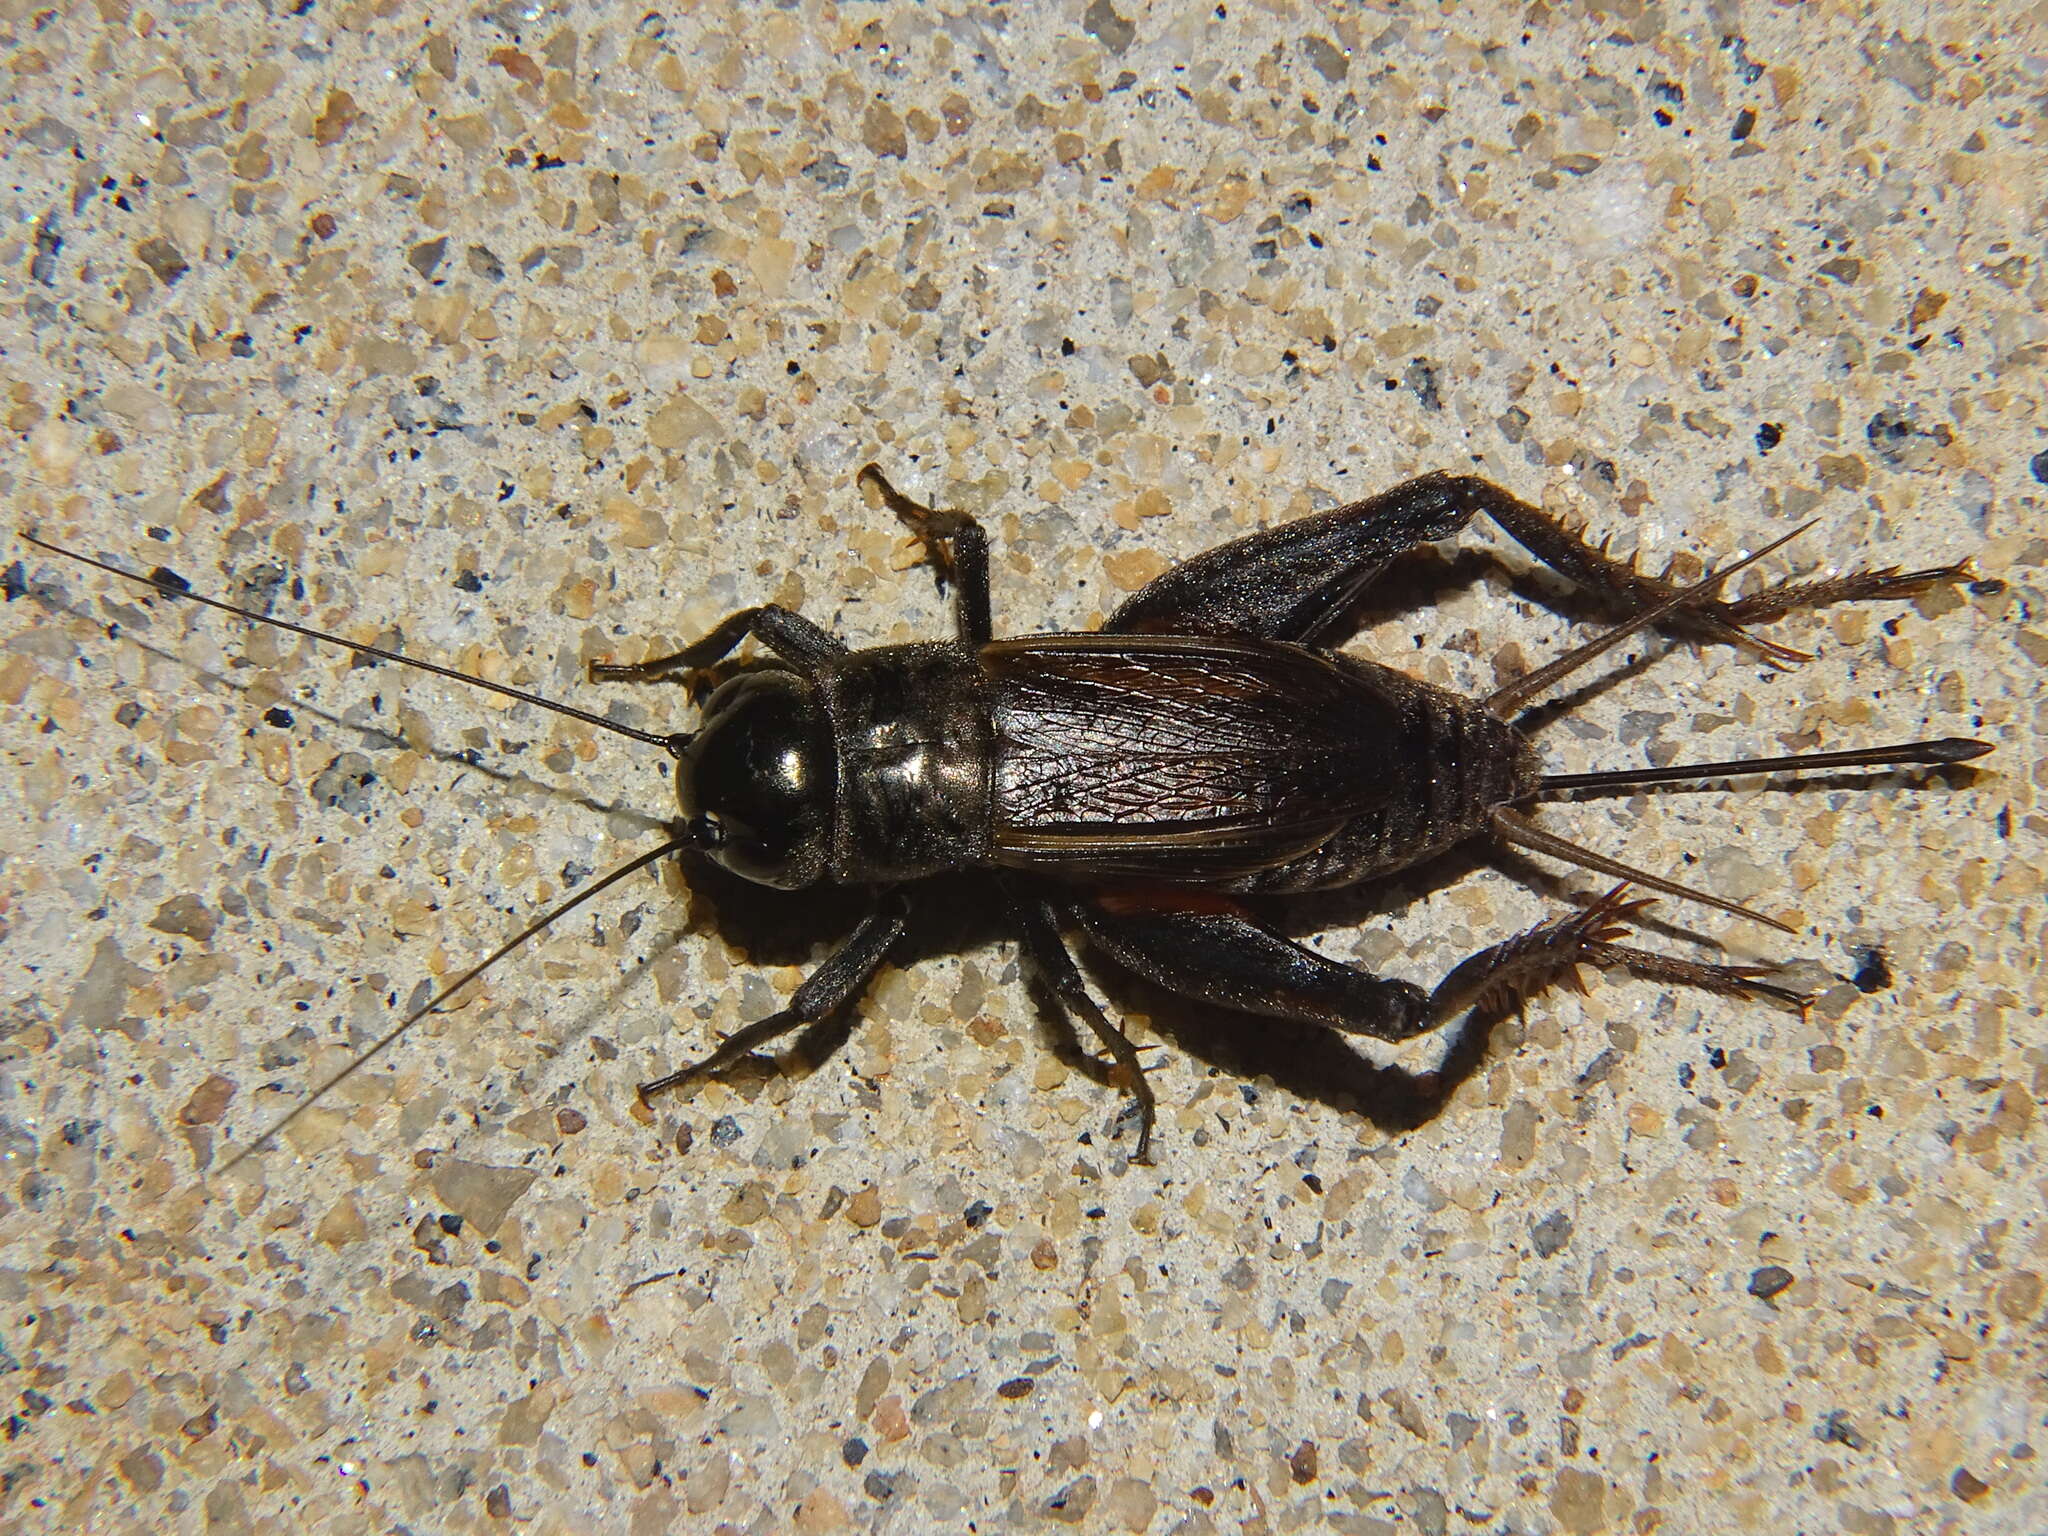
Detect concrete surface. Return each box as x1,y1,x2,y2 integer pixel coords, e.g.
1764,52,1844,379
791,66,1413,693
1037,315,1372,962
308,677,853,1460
1,3,2042,1532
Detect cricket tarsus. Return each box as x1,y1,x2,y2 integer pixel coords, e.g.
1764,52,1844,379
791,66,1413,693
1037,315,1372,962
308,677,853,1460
1538,736,1993,795
18,530,685,754
220,835,687,1174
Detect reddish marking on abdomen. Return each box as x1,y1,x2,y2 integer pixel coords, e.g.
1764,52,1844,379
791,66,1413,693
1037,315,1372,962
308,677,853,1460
1094,885,1255,919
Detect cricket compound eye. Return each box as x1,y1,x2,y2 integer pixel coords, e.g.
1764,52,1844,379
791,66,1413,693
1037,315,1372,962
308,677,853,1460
677,670,836,889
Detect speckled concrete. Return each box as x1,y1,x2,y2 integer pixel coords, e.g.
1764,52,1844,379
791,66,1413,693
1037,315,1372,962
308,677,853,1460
2,4,2042,1532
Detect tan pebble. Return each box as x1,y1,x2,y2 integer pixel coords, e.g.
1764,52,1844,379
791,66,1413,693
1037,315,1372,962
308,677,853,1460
1103,548,1170,591
724,1183,771,1225
179,1072,236,1125
1499,1099,1539,1169
845,1185,882,1228
615,1441,659,1489
282,1105,346,1157
1137,165,1178,201
498,1383,558,1446
441,113,492,151
1204,176,1253,222
316,1196,366,1248
574,1312,614,1358
430,1158,539,1236
872,1394,910,1441
646,392,719,449
1105,1476,1158,1531
252,734,294,784
0,654,33,708
793,1490,850,1533
751,237,795,298
862,101,907,159
602,495,666,549
957,1273,988,1325
28,419,80,484
488,47,542,86
478,1272,530,1306
1549,1467,1608,1534
1995,1270,2042,1320
354,336,417,375
312,89,361,146
684,1448,731,1514
99,1371,138,1411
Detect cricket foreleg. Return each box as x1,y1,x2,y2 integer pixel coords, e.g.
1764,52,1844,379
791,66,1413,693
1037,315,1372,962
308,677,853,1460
639,899,909,1100
858,463,993,646
589,603,845,683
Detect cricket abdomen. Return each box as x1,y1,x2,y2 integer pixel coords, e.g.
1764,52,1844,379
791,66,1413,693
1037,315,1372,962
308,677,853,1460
1229,659,1540,894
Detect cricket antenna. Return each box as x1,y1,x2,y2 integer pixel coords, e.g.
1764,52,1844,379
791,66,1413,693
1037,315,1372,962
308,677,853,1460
220,834,688,1174
1536,736,1992,796
20,531,689,757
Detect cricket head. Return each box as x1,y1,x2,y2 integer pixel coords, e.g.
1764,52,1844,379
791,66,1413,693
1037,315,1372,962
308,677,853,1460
674,668,836,890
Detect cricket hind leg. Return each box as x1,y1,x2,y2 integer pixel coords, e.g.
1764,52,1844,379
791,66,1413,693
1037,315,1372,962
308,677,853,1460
1105,471,1482,643
1079,885,1805,1069
1077,898,1438,1041
1709,562,1972,627
1105,469,1961,653
1424,886,1810,1016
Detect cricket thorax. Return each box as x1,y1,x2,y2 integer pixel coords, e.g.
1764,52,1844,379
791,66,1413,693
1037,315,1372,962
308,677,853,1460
812,641,996,882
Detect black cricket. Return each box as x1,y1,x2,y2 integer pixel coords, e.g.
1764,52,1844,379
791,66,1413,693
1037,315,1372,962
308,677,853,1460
23,468,1989,1165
